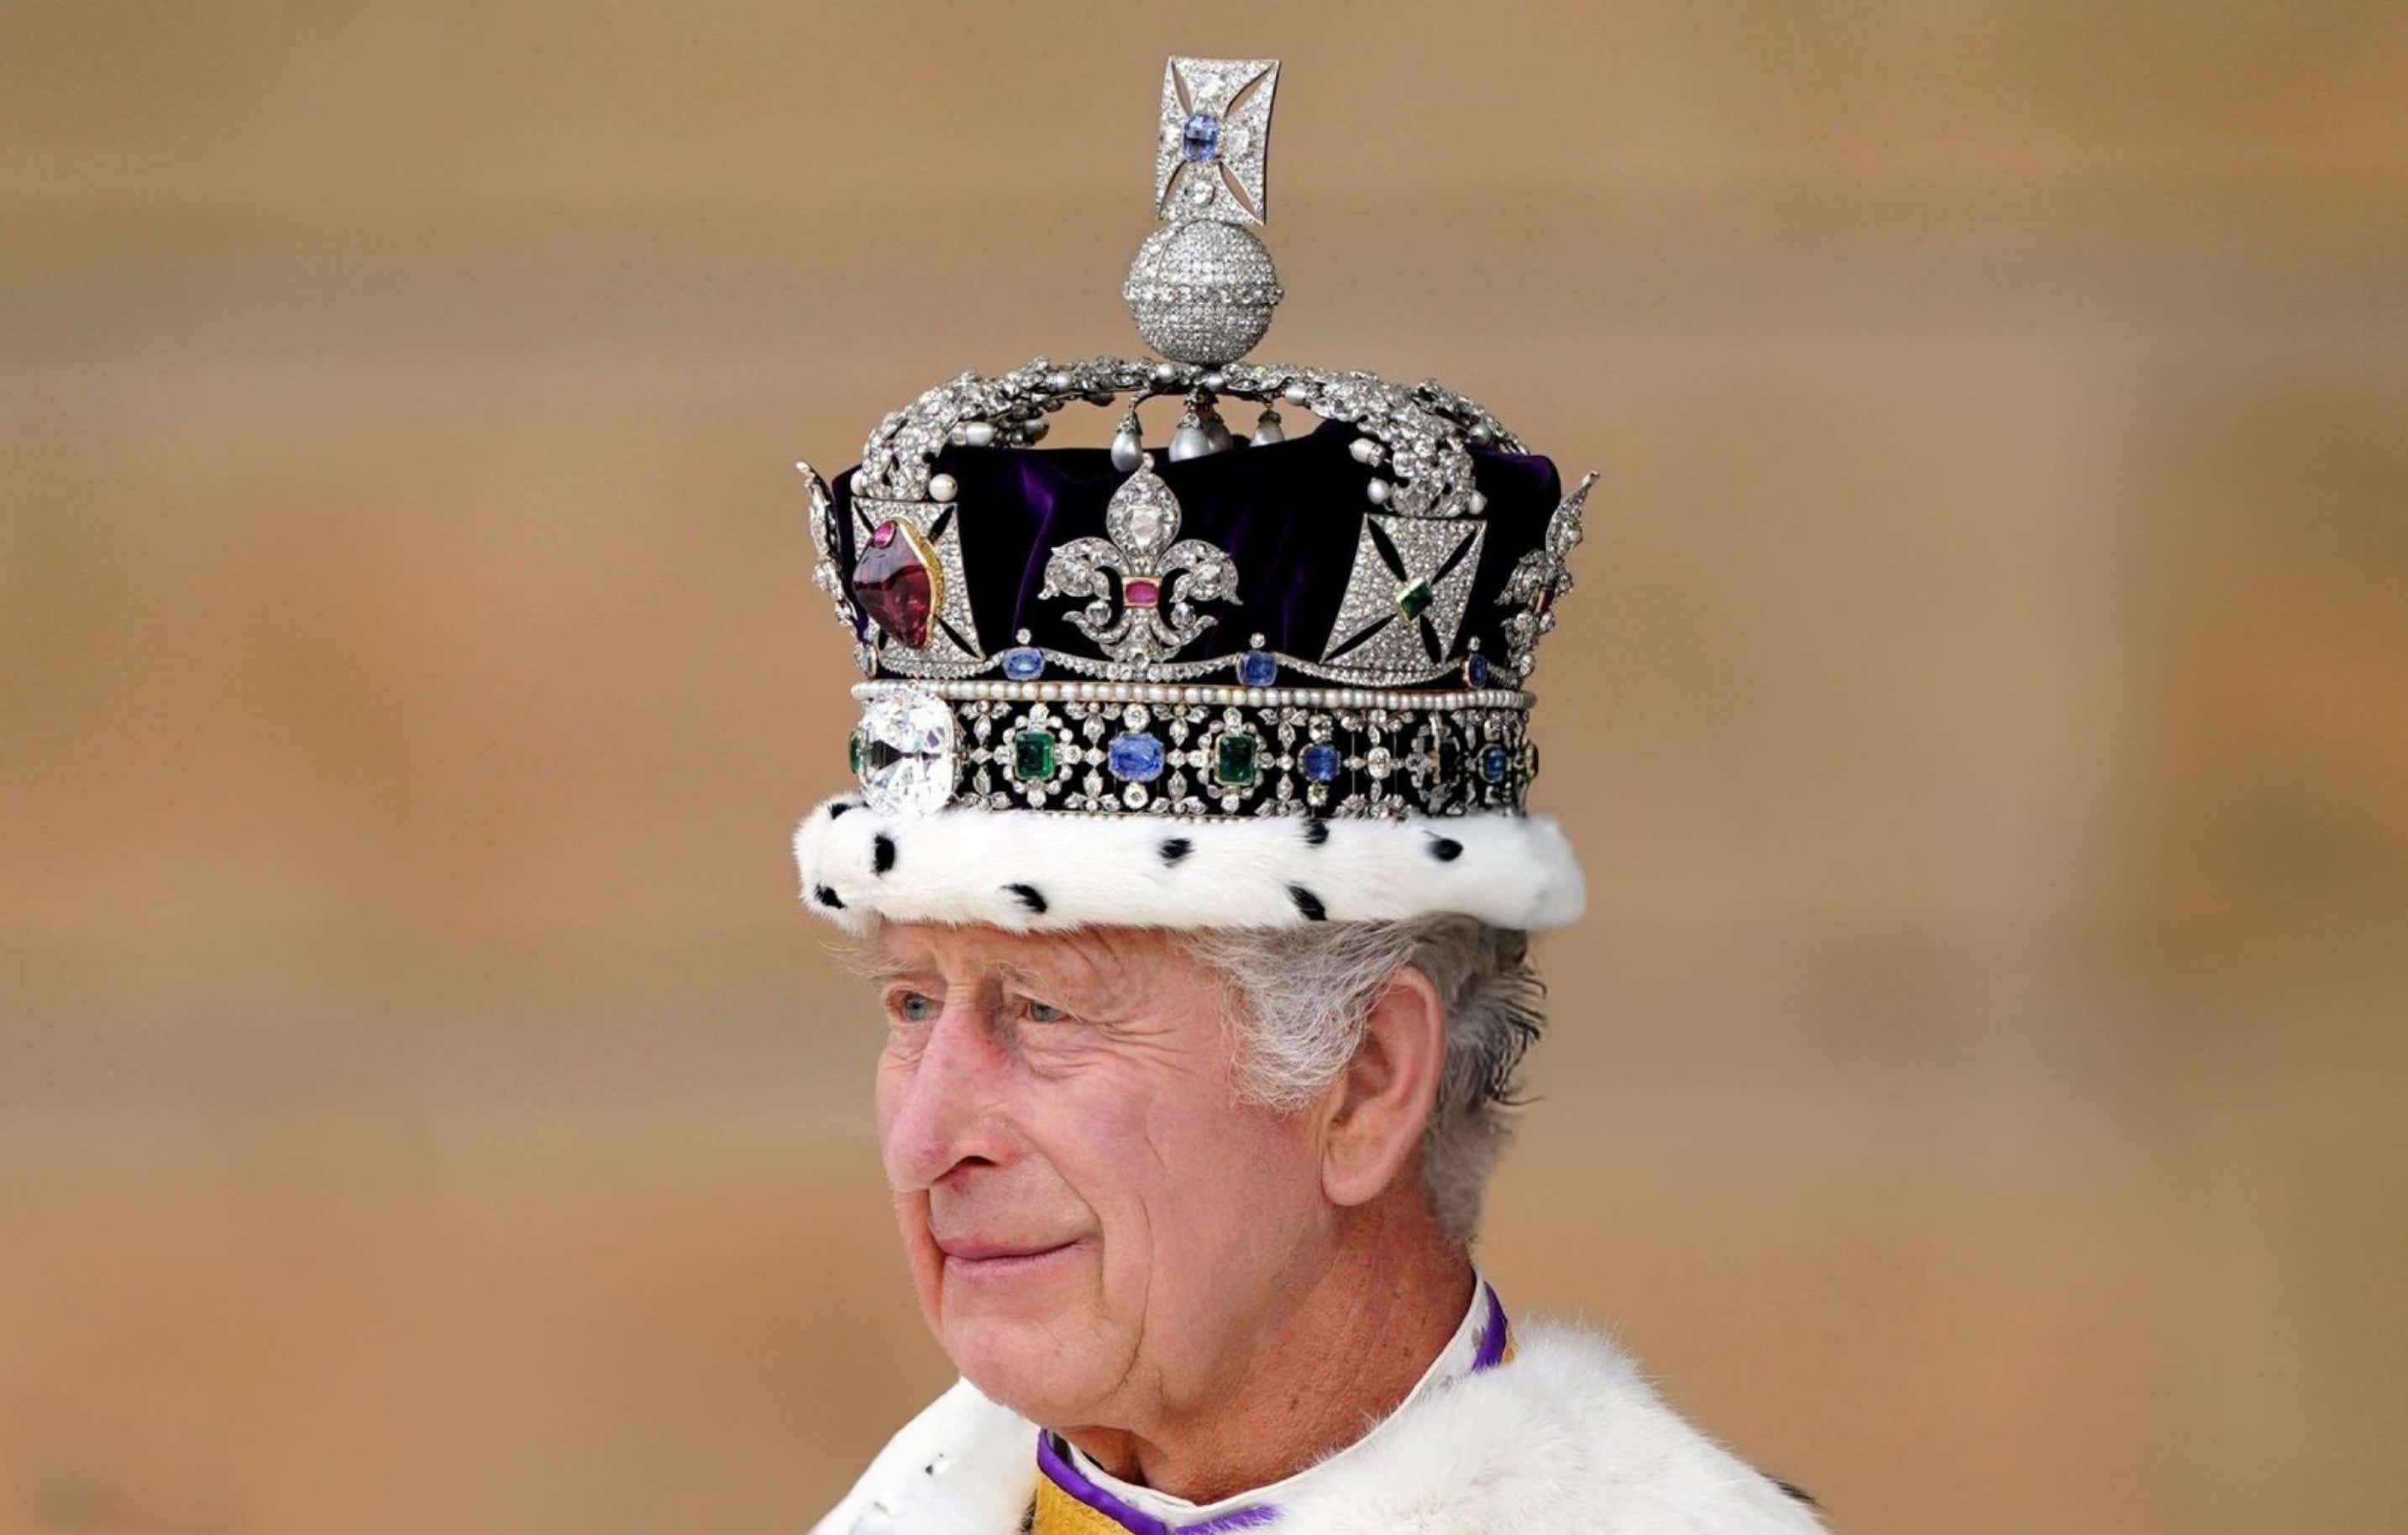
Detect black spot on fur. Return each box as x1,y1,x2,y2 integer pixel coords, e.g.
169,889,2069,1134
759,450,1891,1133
826,801,854,820
1303,818,1330,846
872,834,896,874
1772,1480,1818,1508
1288,885,1327,922
1427,836,1463,862
1159,837,1192,867
812,885,846,910
1005,883,1048,915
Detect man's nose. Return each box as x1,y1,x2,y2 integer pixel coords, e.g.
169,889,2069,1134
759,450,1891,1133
881,1002,1012,1192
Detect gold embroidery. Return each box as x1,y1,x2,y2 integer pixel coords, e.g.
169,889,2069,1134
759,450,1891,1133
1031,1475,1145,1535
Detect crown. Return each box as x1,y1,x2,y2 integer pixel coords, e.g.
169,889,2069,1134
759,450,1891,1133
790,59,1592,935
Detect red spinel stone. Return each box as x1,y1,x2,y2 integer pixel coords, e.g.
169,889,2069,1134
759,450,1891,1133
853,530,934,647
1123,577,1161,608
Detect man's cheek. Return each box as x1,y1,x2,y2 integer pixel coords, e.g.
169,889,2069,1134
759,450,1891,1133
1047,1108,1162,1230
871,1072,910,1183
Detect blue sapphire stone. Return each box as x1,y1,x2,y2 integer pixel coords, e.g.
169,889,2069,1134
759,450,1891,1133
1181,111,1220,163
1479,744,1513,783
1001,647,1045,682
1237,650,1278,689
1108,731,1166,783
1300,742,1341,783
1465,652,1491,688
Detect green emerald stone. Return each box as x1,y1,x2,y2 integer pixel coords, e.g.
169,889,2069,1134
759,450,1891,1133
1214,731,1261,787
847,733,863,775
1396,578,1435,621
1012,730,1056,783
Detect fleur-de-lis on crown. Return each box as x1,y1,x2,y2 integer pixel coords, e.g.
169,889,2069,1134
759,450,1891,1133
1039,463,1240,666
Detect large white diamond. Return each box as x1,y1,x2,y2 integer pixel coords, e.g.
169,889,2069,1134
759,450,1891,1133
1105,462,1183,558
858,687,957,815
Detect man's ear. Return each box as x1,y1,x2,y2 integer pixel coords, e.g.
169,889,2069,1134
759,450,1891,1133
1319,966,1446,1210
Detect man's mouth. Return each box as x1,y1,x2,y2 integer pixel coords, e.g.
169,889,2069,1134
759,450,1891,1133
934,1234,1083,1275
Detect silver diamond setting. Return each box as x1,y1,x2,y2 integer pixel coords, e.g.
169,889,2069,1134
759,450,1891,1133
1325,514,1489,672
1039,462,1240,667
795,458,857,639
1499,470,1596,678
1125,220,1283,364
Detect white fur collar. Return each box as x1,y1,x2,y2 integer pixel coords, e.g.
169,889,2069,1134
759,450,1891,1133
811,1320,1826,1534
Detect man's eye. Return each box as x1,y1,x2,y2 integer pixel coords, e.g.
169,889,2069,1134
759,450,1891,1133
892,991,939,1023
1020,999,1068,1024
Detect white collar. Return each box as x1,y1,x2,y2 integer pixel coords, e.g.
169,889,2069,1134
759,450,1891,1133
1052,1270,1506,1529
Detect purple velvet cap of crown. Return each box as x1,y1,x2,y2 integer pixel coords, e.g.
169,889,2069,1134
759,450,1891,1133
832,419,1560,679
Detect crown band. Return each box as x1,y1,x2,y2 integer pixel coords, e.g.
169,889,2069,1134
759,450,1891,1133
851,682,1536,821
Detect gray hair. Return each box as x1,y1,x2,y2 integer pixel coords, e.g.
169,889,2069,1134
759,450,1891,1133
1183,916,1545,1244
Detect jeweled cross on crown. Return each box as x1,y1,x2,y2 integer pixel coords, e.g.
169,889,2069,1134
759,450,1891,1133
1153,57,1278,225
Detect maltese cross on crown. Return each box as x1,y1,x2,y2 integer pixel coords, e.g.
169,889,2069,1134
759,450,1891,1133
1153,57,1279,226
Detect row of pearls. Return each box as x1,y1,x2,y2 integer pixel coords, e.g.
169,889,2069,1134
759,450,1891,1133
855,679,1535,711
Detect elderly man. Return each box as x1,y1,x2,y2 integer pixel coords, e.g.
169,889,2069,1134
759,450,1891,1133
790,57,1825,1535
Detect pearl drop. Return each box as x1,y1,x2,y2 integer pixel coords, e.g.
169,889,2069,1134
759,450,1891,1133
1366,479,1390,506
1204,416,1233,453
1168,423,1210,461
1251,410,1285,446
927,473,958,502
962,422,997,447
1110,427,1146,472
1469,490,1487,513
1348,436,1382,465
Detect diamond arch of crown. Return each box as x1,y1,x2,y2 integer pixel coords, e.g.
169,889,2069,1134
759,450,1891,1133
800,354,1597,690
847,355,1524,519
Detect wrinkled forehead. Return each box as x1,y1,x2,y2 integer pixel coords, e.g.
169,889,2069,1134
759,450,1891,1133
868,921,1201,1003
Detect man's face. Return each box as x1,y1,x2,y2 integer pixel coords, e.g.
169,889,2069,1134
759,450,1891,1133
869,923,1329,1428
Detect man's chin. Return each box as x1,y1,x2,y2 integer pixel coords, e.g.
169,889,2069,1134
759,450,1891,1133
941,1309,1110,1421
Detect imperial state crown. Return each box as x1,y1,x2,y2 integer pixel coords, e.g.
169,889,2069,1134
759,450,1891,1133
793,56,1592,935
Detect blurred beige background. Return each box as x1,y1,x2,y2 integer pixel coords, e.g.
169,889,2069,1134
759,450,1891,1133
5,3,2405,1532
